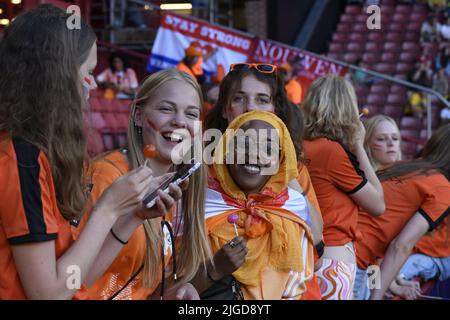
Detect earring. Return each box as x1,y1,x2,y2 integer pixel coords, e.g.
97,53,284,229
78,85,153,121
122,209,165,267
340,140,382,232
137,126,143,136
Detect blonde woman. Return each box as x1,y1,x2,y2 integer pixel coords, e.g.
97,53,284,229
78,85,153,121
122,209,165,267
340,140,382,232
302,75,385,300
74,69,212,300
363,115,402,171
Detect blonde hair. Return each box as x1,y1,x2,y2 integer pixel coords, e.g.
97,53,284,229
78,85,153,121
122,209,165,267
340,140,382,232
303,75,360,146
364,115,402,170
127,69,212,288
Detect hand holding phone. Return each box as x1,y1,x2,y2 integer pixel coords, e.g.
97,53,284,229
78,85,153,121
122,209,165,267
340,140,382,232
142,162,201,208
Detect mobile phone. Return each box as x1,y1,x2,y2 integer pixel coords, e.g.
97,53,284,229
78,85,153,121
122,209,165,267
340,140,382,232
142,162,201,208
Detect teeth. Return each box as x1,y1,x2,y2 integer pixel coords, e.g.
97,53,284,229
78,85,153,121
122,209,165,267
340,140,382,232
243,164,260,174
162,133,183,142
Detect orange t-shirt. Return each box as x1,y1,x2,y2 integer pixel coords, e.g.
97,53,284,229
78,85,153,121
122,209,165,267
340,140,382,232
414,216,450,258
0,133,74,299
303,138,367,246
72,150,155,300
296,162,321,215
285,79,302,105
356,172,450,269
176,57,204,80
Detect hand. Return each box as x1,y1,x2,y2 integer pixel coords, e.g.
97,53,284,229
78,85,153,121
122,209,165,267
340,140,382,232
170,283,200,300
353,120,366,149
94,165,159,220
389,281,421,300
134,177,185,220
210,236,248,280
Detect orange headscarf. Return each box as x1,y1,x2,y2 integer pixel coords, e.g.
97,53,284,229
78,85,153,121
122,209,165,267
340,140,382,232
206,110,313,287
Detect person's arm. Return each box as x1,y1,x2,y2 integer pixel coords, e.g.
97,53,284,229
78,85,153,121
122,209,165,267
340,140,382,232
83,180,183,286
350,122,385,216
190,236,247,294
11,165,156,300
289,179,323,246
369,212,429,300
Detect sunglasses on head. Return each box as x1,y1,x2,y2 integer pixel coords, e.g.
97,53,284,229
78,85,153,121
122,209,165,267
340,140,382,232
230,63,277,74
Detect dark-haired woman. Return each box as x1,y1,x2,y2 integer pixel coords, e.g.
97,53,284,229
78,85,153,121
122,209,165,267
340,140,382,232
0,5,177,300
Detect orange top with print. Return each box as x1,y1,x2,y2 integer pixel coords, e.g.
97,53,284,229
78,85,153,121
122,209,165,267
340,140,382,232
414,215,449,258
72,150,168,300
285,79,302,105
303,138,367,246
0,132,73,299
356,172,450,269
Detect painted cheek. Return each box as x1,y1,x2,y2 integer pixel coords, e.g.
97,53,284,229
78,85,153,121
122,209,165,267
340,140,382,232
371,143,384,150
146,119,159,132
84,77,92,85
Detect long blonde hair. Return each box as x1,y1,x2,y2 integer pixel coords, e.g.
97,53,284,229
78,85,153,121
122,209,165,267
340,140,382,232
303,75,360,146
127,69,212,287
363,115,402,170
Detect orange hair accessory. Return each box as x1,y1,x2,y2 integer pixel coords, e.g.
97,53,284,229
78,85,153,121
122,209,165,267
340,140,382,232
185,45,203,57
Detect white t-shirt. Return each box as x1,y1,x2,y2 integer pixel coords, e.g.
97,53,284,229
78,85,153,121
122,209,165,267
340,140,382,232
440,24,450,40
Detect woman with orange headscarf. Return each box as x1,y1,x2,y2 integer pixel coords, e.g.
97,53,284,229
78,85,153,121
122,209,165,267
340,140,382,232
199,110,315,300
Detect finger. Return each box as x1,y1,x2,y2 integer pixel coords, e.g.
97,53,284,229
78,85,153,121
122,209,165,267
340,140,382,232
155,196,167,215
159,189,175,209
231,236,244,245
167,183,183,201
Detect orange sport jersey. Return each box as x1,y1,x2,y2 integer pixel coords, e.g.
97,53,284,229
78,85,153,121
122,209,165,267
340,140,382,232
0,132,74,299
72,150,169,300
414,216,450,258
285,78,302,105
356,172,450,269
303,138,367,246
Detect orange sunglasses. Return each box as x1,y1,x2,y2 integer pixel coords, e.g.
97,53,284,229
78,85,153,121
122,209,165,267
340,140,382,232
230,63,278,74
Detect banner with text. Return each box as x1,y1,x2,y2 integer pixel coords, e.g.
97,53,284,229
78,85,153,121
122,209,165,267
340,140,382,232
147,12,254,76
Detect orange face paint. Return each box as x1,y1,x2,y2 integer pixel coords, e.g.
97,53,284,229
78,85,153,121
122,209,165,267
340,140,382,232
146,119,159,132
84,77,92,85
371,143,383,150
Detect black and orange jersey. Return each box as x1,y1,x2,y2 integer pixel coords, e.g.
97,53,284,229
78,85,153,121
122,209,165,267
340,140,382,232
0,132,73,299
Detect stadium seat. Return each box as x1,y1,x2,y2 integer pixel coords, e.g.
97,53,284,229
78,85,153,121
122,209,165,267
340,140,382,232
387,93,407,107
343,53,360,63
388,23,404,33
345,5,361,14
390,84,407,96
410,13,427,22
90,112,107,131
401,141,418,160
330,43,345,53
375,63,395,75
392,13,409,22
332,33,348,42
349,33,366,42
380,5,396,15
399,52,418,63
327,53,343,61
86,129,104,156
401,117,421,130
354,84,370,97
386,32,403,42
406,22,422,33
337,23,352,33
353,23,368,33
396,63,413,74
347,42,365,53
367,105,384,115
367,94,386,106
362,52,380,64
384,42,402,53
368,32,385,42
395,4,413,14
381,52,398,63
383,105,404,118
365,42,383,52
393,74,408,81
402,42,421,53
404,32,419,41
340,14,354,23
370,84,390,95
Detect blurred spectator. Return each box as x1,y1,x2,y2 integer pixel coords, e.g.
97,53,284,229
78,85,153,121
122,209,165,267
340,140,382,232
409,61,434,87
96,52,138,99
346,59,375,86
421,16,441,43
432,68,449,98
280,62,303,105
176,44,205,84
439,16,450,40
405,91,428,120
111,0,147,29
440,107,450,124
435,45,450,76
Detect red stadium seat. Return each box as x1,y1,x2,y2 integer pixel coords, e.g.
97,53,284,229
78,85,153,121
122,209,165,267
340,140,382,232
340,14,354,23
401,141,418,159
86,129,104,156
404,32,419,41
343,53,360,63
349,33,366,42
375,63,395,75
347,42,365,53
388,23,404,33
345,5,361,14
90,112,107,131
384,42,402,52
387,93,407,107
419,129,428,141
367,105,385,115
362,52,380,64
354,84,370,97
381,52,398,63
396,63,413,74
380,5,396,15
392,13,409,22
395,4,413,14
367,94,386,106
89,97,106,112
368,32,385,42
410,13,427,22
365,42,383,52
332,33,348,42
329,43,345,53
337,23,352,33
406,22,422,32
399,51,419,63
386,32,403,42
400,129,419,139
402,42,421,53
390,84,407,96
412,3,427,13
401,117,421,130
355,14,367,23
327,53,343,61
102,112,120,131
352,23,368,33
383,105,404,118
370,84,390,95
115,113,129,131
